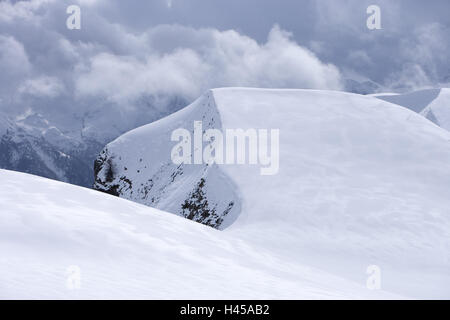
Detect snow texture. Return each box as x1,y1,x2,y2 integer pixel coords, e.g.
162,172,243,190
0,169,401,299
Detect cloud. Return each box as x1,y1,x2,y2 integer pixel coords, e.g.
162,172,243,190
1,0,448,101
0,34,31,100
75,25,343,103
379,22,450,91
0,0,52,23
18,76,65,97
347,50,373,68
0,0,344,140
0,1,343,103
385,64,433,91
0,0,448,140
0,34,31,76
311,0,450,90
400,24,449,79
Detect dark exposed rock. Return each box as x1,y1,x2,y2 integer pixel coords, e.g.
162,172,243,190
181,178,234,229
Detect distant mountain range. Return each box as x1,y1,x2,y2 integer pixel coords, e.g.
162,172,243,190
344,78,383,95
0,97,188,187
0,112,100,187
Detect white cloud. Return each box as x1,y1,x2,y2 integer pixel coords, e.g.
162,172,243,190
385,64,434,92
75,25,343,103
347,50,373,68
0,0,53,24
382,23,450,91
400,23,449,80
18,76,65,97
0,35,31,76
0,0,344,140
0,0,447,141
0,34,31,99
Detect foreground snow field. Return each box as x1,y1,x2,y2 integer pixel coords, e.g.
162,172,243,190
0,169,398,299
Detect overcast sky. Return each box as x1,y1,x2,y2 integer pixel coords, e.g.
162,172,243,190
1,0,449,123
82,0,450,88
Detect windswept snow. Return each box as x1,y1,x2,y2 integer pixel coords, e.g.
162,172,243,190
0,169,400,299
375,89,441,113
420,88,450,130
375,88,450,132
93,88,450,299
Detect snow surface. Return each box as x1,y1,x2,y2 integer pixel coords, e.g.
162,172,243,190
375,89,441,113
375,88,450,132
420,88,450,130
93,88,450,299
0,169,401,299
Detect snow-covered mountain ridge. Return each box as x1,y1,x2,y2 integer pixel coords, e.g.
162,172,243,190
93,88,450,298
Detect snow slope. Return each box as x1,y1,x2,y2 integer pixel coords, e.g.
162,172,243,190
95,88,450,298
375,89,441,113
0,169,399,299
375,88,450,131
420,88,450,130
